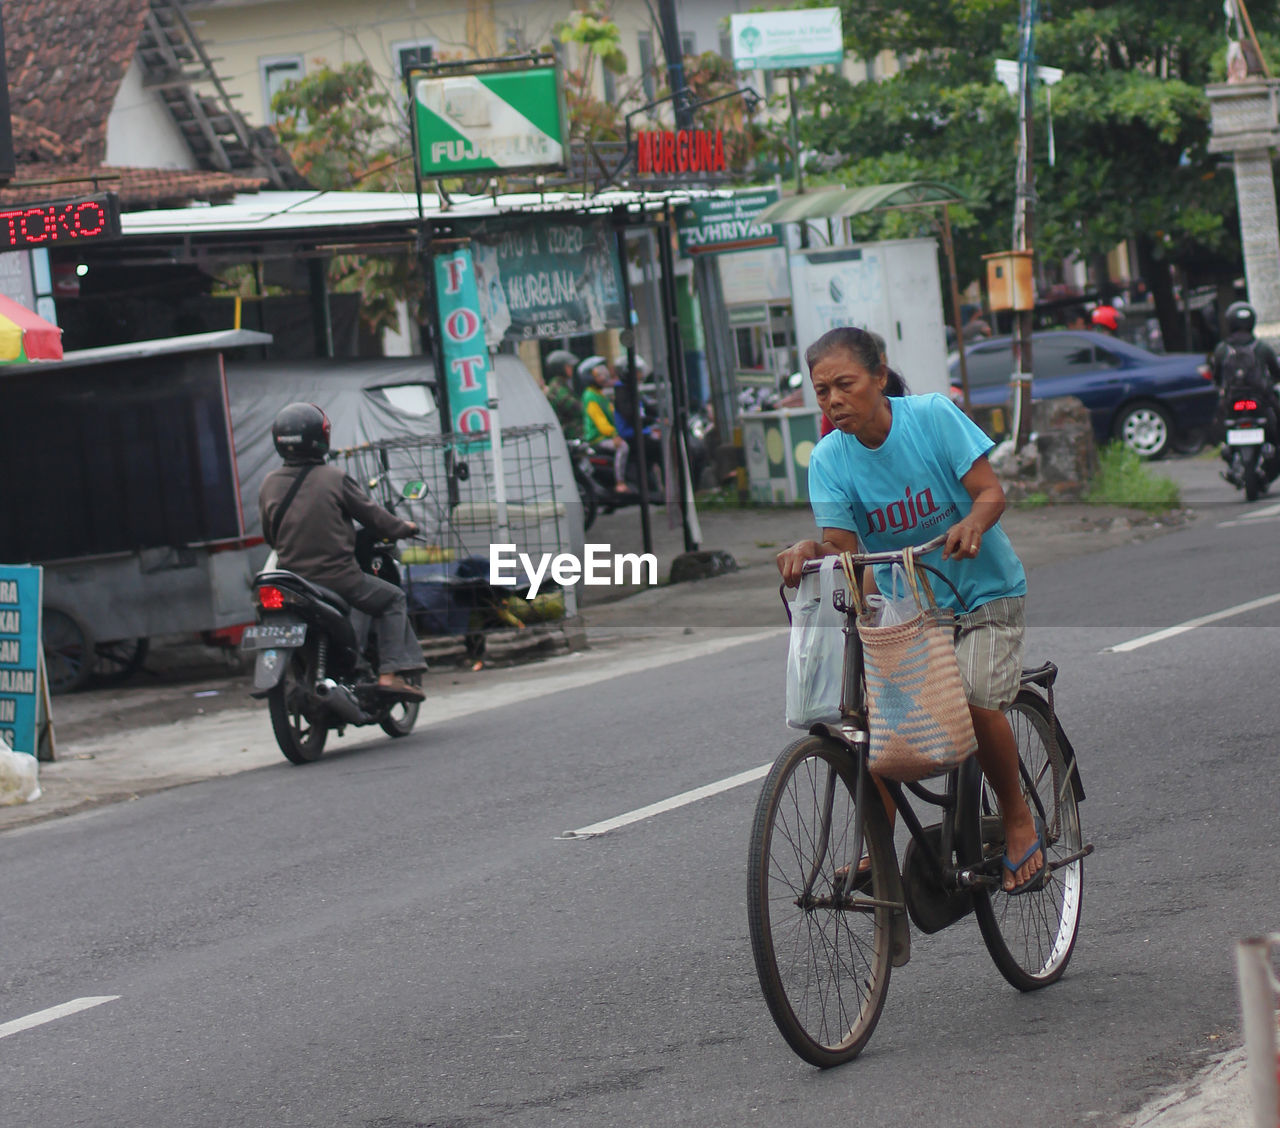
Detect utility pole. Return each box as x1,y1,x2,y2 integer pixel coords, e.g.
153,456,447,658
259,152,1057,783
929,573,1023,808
1012,0,1036,450
657,0,693,129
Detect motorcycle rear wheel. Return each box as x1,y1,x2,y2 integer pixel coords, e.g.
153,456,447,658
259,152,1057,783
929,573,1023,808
268,647,328,764
380,673,422,738
1244,451,1262,502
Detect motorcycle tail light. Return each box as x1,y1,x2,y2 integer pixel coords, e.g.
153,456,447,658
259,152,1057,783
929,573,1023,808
258,585,285,610
1233,399,1259,412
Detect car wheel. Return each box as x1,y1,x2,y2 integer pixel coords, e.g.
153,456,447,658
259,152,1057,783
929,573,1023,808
1114,401,1173,460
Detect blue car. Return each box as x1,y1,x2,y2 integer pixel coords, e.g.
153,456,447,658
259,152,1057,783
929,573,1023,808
948,330,1217,459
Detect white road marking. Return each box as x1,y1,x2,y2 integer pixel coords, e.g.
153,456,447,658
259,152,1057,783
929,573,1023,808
1103,592,1280,653
0,996,119,1040
560,763,771,839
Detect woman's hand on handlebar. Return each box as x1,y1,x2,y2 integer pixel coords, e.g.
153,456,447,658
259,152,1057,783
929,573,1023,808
776,540,823,588
942,519,983,561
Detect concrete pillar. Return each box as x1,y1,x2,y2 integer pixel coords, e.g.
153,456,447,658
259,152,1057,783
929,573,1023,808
1207,81,1280,343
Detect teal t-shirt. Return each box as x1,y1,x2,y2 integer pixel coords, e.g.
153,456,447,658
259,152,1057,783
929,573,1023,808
807,393,1026,612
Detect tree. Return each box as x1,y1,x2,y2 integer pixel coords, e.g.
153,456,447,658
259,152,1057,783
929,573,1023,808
270,61,420,340
806,0,1272,347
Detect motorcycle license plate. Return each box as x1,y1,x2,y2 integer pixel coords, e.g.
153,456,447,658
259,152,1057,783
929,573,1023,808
1227,428,1266,445
241,622,306,649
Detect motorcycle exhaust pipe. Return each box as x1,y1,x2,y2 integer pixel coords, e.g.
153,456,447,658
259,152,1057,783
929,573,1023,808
314,678,368,724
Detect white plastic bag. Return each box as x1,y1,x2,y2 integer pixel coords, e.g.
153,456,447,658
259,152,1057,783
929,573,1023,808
872,563,922,628
0,733,41,806
785,556,846,728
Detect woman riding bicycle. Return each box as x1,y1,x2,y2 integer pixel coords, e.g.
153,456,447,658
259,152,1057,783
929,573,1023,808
776,326,1044,895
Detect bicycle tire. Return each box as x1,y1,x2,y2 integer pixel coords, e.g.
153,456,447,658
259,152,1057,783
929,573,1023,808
747,735,897,1068
966,689,1084,991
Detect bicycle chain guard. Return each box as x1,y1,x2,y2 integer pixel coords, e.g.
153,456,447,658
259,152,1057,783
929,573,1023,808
902,822,978,934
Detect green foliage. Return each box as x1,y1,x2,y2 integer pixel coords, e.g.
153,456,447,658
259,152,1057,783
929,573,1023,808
808,0,1272,292
557,7,630,142
1085,442,1182,511
269,61,420,338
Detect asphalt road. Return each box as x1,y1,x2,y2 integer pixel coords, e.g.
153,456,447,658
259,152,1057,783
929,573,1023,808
3,457,1278,1127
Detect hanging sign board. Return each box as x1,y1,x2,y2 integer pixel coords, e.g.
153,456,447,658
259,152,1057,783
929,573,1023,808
675,188,782,256
433,247,493,442
411,66,567,177
0,194,121,253
471,219,624,345
731,8,844,71
0,565,43,756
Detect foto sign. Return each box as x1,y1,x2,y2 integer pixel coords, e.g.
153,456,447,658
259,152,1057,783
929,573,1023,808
676,188,781,256
0,565,41,755
434,247,492,440
412,66,567,177
731,8,843,71
0,194,121,253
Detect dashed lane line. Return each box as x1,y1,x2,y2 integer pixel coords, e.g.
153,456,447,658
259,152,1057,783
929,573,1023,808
559,763,771,839
1103,592,1280,653
0,996,120,1040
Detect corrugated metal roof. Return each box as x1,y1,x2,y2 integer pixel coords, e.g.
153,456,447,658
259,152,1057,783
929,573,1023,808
754,181,966,224
119,188,727,238
28,330,274,372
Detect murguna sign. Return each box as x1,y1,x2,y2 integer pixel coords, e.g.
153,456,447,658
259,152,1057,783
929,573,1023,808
636,130,727,176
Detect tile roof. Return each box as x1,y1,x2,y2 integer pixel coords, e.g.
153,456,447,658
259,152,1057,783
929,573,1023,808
10,116,74,165
0,164,269,210
4,0,151,167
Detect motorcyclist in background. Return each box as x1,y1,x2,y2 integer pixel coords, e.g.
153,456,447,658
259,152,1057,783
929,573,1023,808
1210,301,1280,481
258,402,425,700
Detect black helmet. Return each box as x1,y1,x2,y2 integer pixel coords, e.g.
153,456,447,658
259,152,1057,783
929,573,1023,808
272,402,331,460
1225,301,1257,336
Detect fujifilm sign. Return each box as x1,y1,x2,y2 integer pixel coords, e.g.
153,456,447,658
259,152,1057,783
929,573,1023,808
413,66,567,177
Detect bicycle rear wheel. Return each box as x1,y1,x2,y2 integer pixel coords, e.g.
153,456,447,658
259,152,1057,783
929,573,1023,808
969,690,1084,990
747,735,897,1068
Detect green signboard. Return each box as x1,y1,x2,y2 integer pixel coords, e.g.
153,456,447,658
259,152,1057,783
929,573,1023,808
675,188,781,257
472,219,625,344
731,8,844,71
434,247,492,442
412,66,567,177
0,565,42,755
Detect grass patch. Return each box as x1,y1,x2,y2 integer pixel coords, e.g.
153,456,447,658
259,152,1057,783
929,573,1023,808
1016,491,1050,509
1085,442,1182,511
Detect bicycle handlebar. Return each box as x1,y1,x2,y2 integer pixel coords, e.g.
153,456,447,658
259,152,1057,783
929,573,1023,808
798,532,948,576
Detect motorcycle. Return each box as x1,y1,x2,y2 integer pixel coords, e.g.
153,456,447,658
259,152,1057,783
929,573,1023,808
1220,387,1280,502
242,480,425,764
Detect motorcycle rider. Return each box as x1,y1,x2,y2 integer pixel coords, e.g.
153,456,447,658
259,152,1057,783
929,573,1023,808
258,402,425,700
1211,302,1280,475
1090,304,1120,335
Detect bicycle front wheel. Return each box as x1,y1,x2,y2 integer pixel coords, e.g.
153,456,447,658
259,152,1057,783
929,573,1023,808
969,690,1084,990
747,735,897,1068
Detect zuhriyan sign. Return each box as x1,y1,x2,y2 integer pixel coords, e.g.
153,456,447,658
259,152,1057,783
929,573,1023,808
675,188,781,256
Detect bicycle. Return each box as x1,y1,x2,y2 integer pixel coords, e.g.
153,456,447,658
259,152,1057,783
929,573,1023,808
747,533,1092,1068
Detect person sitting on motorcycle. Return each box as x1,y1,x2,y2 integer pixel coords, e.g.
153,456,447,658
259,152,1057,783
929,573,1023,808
543,350,583,441
582,364,632,494
258,402,425,700
1211,301,1280,459
1090,304,1121,335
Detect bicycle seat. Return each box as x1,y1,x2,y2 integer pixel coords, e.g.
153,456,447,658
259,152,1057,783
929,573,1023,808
1019,662,1057,687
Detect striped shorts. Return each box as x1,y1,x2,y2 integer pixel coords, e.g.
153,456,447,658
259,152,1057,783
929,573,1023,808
954,596,1026,712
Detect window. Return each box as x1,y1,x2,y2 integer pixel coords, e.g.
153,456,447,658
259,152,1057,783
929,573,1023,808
259,55,303,124
959,344,1015,389
681,32,696,58
719,28,732,62
392,39,436,81
603,59,620,103
638,32,656,101
1032,333,1113,379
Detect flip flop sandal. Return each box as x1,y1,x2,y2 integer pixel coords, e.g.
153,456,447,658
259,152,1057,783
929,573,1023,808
1002,815,1047,897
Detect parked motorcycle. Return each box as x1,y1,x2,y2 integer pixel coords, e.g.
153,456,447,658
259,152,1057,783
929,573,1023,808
243,481,425,764
1220,387,1280,502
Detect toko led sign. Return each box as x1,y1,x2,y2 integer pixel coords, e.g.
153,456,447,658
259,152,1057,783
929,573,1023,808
0,193,122,253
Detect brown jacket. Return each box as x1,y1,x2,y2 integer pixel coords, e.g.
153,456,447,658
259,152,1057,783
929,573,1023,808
258,461,414,594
